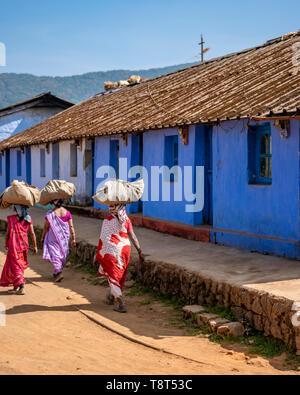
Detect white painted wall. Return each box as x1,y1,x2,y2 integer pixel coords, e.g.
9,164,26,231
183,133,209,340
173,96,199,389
59,139,89,205
31,144,53,190
0,137,93,204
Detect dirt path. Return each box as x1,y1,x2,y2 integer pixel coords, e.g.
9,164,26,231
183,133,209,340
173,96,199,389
0,238,297,375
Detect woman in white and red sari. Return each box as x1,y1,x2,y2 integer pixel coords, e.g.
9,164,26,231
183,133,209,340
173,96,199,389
96,204,143,313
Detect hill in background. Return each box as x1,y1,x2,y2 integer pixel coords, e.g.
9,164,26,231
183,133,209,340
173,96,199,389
0,63,196,108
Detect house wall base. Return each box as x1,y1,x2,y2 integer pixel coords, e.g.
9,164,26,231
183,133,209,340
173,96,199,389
66,205,211,243
211,229,300,260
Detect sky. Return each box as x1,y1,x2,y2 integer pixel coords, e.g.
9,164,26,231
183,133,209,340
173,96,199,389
0,0,300,77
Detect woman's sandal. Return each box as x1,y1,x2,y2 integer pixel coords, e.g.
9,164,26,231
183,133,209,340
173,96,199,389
16,287,25,295
113,298,127,313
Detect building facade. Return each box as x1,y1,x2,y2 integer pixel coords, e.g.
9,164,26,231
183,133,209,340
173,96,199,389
0,33,299,259
92,119,299,259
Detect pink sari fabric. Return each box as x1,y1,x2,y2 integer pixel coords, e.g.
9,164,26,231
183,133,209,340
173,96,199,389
43,211,70,275
0,215,31,288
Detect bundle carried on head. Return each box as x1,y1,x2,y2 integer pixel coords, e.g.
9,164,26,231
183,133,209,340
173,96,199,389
39,180,76,206
93,179,144,205
0,180,41,209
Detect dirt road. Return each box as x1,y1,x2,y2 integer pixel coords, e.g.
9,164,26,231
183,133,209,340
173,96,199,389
0,237,297,375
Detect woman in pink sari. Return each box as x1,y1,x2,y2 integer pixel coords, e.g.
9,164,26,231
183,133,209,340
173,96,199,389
96,204,144,313
0,205,38,295
41,200,76,283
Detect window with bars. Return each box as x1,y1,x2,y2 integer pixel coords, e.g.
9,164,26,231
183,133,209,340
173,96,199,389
248,123,272,185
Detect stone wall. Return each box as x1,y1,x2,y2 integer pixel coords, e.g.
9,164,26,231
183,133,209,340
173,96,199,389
72,239,298,350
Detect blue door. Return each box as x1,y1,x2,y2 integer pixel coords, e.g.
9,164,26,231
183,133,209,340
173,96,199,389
110,140,119,178
26,147,32,185
52,143,60,179
5,149,10,187
204,126,213,225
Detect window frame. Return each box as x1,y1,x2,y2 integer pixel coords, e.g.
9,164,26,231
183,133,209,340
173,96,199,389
248,123,272,185
256,127,272,185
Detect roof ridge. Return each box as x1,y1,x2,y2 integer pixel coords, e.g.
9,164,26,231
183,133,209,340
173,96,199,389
0,91,74,116
121,30,300,87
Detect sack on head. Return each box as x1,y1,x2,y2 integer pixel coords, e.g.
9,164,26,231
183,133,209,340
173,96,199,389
0,180,41,209
93,179,144,205
39,180,76,206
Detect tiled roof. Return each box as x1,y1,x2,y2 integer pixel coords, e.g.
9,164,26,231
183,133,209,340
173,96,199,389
0,31,300,150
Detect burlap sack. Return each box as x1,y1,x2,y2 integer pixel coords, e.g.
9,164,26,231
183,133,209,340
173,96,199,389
39,180,76,206
104,81,119,91
0,180,41,209
93,179,144,205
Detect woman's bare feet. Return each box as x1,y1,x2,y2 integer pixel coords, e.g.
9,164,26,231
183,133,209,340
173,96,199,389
55,273,64,283
105,290,115,305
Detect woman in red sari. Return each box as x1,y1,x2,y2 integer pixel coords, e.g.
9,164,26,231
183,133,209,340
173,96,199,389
96,204,144,313
0,205,38,295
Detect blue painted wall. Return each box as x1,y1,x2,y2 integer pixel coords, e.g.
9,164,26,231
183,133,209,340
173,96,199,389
74,119,300,259
93,134,142,214
142,126,206,226
211,120,300,259
9,148,27,184
0,151,6,192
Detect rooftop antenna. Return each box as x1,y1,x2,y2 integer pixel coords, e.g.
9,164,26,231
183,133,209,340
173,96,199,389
198,34,211,64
